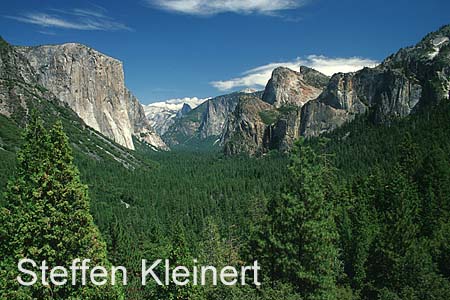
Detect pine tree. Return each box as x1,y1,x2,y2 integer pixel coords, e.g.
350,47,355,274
0,116,124,299
199,218,242,300
265,139,339,300
155,221,201,300
336,176,378,293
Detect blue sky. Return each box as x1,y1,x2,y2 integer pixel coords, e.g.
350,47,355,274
1,0,449,104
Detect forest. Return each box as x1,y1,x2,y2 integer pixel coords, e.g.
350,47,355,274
1,100,450,300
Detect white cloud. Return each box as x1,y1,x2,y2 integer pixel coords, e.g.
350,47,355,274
146,97,210,111
6,7,132,31
147,0,306,16
210,55,379,91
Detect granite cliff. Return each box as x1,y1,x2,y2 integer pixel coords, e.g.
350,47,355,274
221,95,274,155
262,66,328,108
163,91,256,147
0,37,150,169
301,25,450,137
222,66,329,155
224,25,450,155
16,43,166,151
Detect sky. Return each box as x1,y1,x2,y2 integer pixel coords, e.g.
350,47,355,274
1,0,449,104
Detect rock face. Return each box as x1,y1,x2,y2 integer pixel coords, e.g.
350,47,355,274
163,92,255,146
198,93,243,138
265,106,302,152
301,25,450,137
144,97,208,136
0,37,36,118
177,103,192,118
223,24,450,155
16,43,166,151
262,66,328,108
222,95,274,156
0,38,36,84
125,89,169,150
0,37,148,169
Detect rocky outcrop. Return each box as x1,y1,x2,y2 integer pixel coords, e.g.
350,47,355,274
125,89,169,150
299,66,331,88
262,66,328,108
300,24,450,137
16,43,166,151
222,95,274,156
177,103,192,118
238,65,328,152
144,97,208,136
163,92,252,146
198,93,242,138
224,25,450,155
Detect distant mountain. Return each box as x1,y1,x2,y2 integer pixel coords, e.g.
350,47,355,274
4,24,448,156
240,88,259,94
144,97,209,136
222,24,450,155
15,42,167,151
162,91,263,147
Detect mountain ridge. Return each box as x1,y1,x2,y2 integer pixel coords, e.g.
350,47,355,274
222,24,450,155
14,41,167,151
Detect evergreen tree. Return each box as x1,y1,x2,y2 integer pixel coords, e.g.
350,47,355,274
155,222,201,300
199,218,241,300
265,139,340,300
0,116,123,299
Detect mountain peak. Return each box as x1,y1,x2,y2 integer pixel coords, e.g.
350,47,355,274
240,88,258,94
262,65,328,108
299,65,330,89
177,103,192,118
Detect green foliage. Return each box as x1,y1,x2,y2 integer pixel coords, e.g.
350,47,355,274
259,109,280,125
252,139,340,299
277,104,298,115
1,93,450,299
0,115,124,299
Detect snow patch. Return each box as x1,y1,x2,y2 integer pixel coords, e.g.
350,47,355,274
143,97,210,135
144,97,210,112
240,88,258,94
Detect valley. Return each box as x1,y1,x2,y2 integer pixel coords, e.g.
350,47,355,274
1,22,450,300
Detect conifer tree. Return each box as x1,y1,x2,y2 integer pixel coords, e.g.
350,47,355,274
0,115,123,299
265,139,339,300
155,222,201,300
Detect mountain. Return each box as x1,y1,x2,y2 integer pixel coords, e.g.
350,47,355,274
144,97,208,136
223,24,450,155
301,25,450,137
162,91,262,147
177,103,192,117
222,67,329,155
0,37,154,171
125,89,169,151
15,42,167,151
221,95,274,155
262,66,329,108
